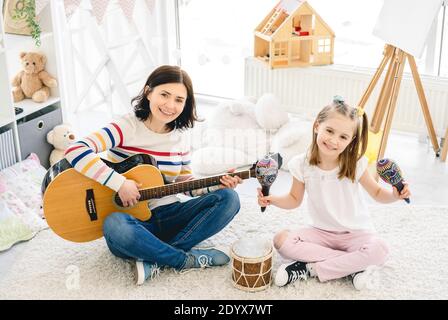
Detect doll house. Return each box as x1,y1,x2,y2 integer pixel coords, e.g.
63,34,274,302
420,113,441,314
254,0,335,69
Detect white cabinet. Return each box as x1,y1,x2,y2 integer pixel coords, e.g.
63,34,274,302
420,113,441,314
0,0,67,169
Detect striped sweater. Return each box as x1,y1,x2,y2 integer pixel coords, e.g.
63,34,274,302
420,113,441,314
65,113,202,209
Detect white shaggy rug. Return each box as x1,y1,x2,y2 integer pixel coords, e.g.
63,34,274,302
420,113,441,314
1,196,448,300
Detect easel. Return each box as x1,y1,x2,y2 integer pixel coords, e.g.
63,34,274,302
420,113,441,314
442,128,448,161
357,44,440,160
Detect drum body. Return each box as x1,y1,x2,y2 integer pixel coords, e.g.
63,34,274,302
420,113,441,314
230,238,273,292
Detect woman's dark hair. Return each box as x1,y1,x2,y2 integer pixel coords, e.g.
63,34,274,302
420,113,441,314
132,65,198,130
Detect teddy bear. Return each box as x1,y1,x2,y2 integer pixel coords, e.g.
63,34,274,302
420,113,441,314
46,124,76,166
191,93,303,176
11,52,57,103
190,93,313,176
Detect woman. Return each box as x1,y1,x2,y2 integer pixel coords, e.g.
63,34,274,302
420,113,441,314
65,65,242,285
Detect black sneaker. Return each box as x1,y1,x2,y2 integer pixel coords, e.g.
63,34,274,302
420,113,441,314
275,261,310,287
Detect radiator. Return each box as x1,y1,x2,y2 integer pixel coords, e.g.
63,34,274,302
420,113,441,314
0,129,17,170
245,57,448,137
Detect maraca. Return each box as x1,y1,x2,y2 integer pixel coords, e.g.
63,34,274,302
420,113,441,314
377,158,410,204
256,154,281,212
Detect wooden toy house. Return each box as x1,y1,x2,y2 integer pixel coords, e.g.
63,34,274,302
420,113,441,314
254,0,335,69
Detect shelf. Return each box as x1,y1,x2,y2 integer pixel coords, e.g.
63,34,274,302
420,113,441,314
0,115,14,128
15,96,60,121
0,0,67,168
4,32,53,51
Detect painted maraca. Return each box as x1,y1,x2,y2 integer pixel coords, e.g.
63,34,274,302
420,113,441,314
377,158,410,204
255,154,281,212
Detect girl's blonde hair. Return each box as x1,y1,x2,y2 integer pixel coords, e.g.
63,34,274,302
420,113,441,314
309,96,368,182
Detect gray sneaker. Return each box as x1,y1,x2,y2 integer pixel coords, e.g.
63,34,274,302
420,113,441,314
133,260,161,285
178,248,230,273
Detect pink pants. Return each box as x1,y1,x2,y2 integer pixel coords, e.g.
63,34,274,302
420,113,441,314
276,227,389,282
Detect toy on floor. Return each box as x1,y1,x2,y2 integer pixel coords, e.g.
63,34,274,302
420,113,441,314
191,95,272,175
11,52,58,103
191,93,309,175
47,124,76,166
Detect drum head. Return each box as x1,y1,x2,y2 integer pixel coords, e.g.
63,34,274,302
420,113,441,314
232,237,271,258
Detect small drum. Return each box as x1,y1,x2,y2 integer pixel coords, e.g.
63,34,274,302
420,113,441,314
230,237,273,292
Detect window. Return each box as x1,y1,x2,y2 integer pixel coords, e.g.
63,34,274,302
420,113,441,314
274,42,288,58
318,39,331,53
176,0,273,98
175,0,448,99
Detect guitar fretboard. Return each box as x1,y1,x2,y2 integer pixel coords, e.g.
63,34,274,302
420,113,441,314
139,170,251,200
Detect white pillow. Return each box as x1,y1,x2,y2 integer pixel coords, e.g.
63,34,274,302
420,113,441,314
271,119,312,170
207,102,259,130
202,102,270,159
188,120,207,152
0,188,46,251
0,153,47,218
203,127,270,161
254,93,289,130
191,147,256,176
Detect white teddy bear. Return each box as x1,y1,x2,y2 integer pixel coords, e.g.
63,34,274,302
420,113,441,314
270,117,313,169
46,123,76,166
191,93,303,176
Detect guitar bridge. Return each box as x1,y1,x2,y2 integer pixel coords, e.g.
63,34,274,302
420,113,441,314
85,189,98,221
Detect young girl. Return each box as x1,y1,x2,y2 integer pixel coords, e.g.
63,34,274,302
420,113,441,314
65,65,242,285
257,96,410,290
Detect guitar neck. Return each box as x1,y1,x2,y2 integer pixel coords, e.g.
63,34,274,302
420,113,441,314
139,170,252,200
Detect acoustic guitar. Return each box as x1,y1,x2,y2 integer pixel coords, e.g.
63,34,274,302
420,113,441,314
42,153,280,243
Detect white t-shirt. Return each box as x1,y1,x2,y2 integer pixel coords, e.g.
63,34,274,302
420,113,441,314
288,153,374,232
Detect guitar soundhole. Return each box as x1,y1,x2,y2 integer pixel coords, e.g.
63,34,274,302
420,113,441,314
113,194,124,208
112,194,137,209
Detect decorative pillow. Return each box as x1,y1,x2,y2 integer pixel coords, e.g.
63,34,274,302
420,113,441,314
0,153,47,218
271,118,312,170
206,101,259,131
203,102,271,160
191,147,256,176
0,187,46,251
254,93,289,130
189,120,207,152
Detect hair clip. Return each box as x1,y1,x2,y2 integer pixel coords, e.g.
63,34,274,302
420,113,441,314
333,95,345,105
356,106,365,117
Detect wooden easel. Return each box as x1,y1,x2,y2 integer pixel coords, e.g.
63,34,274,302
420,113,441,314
442,128,448,162
357,44,440,160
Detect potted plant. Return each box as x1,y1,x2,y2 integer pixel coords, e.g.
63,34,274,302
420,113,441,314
3,0,41,46
12,0,41,46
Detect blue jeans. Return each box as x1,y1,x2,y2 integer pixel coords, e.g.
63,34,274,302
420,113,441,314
102,188,240,270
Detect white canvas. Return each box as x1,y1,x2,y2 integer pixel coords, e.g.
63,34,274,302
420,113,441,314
372,0,443,57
